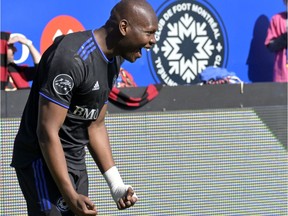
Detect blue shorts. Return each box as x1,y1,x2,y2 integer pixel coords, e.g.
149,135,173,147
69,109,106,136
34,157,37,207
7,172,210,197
15,158,88,216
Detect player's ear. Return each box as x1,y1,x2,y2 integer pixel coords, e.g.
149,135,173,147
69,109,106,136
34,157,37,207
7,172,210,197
119,19,129,36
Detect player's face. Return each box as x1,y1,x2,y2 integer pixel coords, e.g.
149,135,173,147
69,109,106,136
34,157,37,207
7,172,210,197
120,17,158,62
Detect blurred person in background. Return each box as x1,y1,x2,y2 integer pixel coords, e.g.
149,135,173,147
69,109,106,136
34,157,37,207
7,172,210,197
115,67,137,88
0,32,41,90
265,0,288,82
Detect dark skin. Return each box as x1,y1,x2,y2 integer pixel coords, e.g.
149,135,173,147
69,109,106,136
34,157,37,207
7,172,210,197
36,0,158,215
95,0,158,62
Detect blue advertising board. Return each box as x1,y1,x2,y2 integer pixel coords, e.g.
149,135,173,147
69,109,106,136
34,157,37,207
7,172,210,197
1,0,284,86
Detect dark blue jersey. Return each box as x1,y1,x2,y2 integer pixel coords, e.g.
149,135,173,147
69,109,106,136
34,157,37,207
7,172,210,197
11,30,122,170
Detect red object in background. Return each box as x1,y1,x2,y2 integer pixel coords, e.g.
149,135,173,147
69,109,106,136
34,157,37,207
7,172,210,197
40,15,85,54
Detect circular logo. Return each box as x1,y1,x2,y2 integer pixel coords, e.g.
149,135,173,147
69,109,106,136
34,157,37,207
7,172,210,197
53,74,74,95
56,197,69,212
40,15,85,54
148,0,228,85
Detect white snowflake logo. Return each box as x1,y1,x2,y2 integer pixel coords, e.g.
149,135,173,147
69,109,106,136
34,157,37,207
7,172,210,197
149,1,227,86
161,13,218,83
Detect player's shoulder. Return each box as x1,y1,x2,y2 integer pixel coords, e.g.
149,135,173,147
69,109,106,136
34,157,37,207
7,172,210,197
55,30,92,46
65,30,92,39
48,30,93,63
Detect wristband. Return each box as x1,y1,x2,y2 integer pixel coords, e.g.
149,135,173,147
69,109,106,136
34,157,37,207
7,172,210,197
103,166,127,202
25,39,33,47
103,166,124,189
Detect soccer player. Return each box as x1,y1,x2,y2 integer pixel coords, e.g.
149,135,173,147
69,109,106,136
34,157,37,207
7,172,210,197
11,0,158,215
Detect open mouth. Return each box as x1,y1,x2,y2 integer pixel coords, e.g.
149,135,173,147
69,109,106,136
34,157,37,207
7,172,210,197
136,47,150,58
144,46,151,52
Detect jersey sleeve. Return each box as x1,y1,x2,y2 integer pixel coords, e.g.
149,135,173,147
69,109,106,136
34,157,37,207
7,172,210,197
39,56,84,109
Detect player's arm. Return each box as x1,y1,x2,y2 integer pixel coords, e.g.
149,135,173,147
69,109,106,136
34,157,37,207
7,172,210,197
87,104,138,210
36,96,97,215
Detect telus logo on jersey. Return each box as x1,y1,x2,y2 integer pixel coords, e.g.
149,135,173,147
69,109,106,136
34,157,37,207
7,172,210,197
148,0,228,85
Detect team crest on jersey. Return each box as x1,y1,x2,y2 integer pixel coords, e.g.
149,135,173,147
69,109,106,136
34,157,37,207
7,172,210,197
53,74,74,95
56,197,69,212
148,0,228,85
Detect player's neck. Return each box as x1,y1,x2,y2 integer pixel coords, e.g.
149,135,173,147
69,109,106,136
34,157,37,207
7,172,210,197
94,28,117,59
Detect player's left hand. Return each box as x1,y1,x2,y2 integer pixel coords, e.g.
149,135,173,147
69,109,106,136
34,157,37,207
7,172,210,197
116,187,138,210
